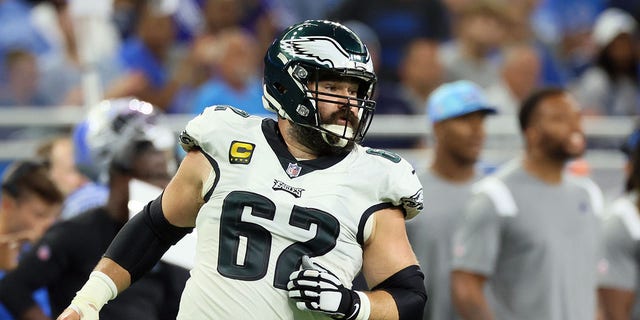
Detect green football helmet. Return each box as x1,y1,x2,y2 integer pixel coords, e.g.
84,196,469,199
263,20,377,145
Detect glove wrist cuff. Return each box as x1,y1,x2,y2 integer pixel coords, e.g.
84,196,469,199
340,290,370,320
353,291,371,320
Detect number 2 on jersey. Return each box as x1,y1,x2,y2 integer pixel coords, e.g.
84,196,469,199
217,191,340,289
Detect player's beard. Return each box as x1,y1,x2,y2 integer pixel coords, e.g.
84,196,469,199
288,112,357,156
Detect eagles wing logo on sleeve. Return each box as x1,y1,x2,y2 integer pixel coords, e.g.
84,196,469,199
402,189,424,211
281,36,370,70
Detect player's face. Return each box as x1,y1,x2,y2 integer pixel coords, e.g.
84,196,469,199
530,93,585,160
131,149,172,189
436,111,488,165
312,79,361,132
287,79,361,156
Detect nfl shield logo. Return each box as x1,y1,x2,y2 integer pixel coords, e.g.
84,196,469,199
286,163,302,178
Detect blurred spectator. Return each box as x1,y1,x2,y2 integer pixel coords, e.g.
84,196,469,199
0,160,62,269
439,1,508,87
272,0,344,28
184,0,279,96
397,39,444,116
190,28,264,115
407,80,496,320
486,43,542,115
531,0,606,77
496,0,567,86
166,0,205,44
0,99,188,319
36,136,108,220
196,0,278,60
111,0,151,41
572,8,639,116
32,1,122,106
329,0,450,82
104,1,192,112
598,126,640,319
0,49,50,106
0,160,63,319
451,88,603,320
366,39,443,149
0,0,50,85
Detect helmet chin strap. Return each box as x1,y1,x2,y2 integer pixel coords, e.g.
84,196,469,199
320,124,353,148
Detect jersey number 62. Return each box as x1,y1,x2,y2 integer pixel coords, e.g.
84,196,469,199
217,191,340,289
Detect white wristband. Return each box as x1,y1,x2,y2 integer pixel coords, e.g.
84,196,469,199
69,271,118,318
354,291,371,320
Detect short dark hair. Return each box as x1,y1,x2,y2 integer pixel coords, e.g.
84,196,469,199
518,87,567,132
1,160,64,204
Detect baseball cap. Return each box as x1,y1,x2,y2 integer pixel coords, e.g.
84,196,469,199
593,8,637,48
427,80,497,123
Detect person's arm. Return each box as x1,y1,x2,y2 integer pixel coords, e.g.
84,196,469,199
361,207,425,319
0,221,79,320
598,288,634,320
287,207,426,320
57,151,211,320
450,180,505,320
451,271,492,320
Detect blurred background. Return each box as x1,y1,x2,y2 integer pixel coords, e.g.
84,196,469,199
0,0,638,201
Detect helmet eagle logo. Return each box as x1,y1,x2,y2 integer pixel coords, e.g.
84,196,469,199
281,36,353,69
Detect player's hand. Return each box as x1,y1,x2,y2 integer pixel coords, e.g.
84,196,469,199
287,256,363,320
56,308,81,320
57,298,99,320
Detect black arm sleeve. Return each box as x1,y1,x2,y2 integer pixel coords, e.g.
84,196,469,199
371,265,427,320
0,225,71,317
104,194,193,282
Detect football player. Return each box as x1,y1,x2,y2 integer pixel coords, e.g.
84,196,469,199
59,20,426,320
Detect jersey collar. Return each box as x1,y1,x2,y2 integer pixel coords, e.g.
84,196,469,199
261,119,349,178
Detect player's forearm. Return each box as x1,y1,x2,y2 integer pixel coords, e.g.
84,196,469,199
366,290,399,319
93,257,131,293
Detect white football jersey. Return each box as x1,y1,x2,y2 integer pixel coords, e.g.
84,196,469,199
177,106,423,320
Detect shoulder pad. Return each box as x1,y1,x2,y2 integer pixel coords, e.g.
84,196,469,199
179,130,200,152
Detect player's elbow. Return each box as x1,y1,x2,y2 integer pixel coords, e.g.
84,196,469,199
372,265,427,320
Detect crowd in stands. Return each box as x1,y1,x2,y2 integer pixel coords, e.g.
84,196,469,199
0,0,636,197
0,0,636,118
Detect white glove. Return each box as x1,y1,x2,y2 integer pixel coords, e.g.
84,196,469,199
287,256,370,320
